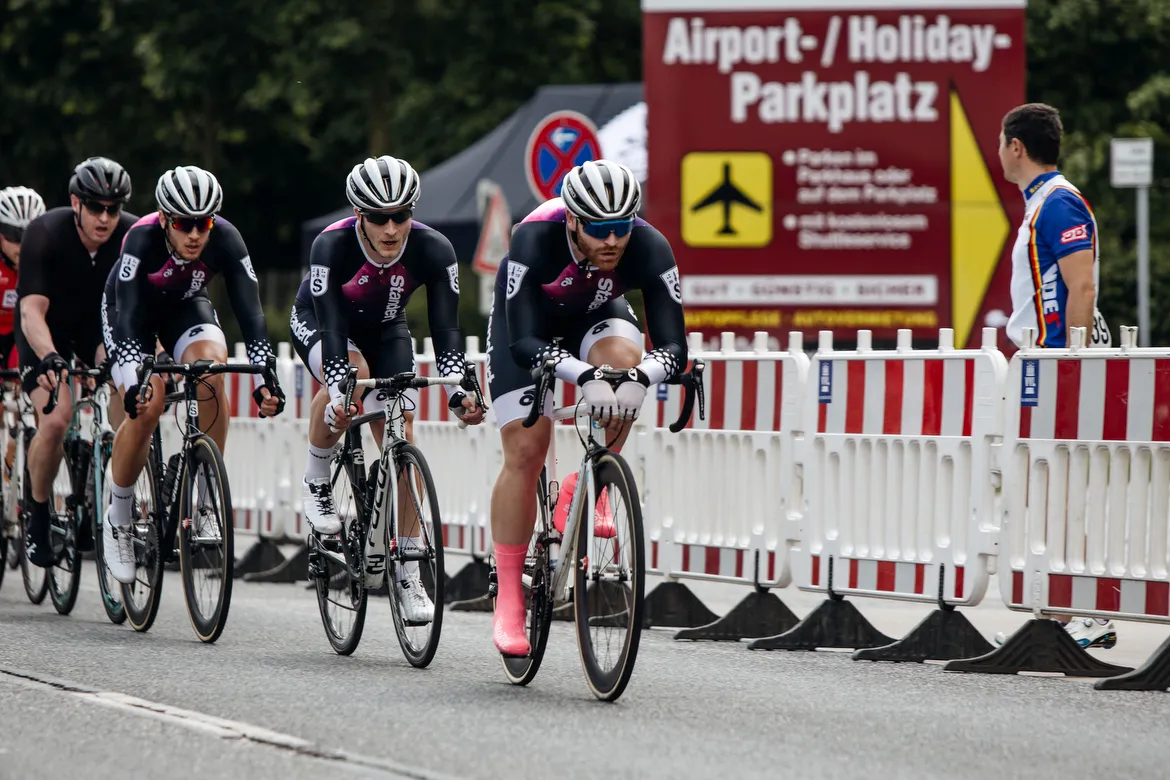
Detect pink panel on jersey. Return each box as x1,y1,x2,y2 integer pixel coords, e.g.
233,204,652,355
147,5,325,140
121,212,161,251
324,216,357,232
519,198,567,224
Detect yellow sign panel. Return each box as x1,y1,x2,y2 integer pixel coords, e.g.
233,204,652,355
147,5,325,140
680,152,772,248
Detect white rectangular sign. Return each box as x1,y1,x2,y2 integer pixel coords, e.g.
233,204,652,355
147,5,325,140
1111,137,1154,188
680,275,938,306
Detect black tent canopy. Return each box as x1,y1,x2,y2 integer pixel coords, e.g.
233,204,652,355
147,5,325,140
300,82,643,268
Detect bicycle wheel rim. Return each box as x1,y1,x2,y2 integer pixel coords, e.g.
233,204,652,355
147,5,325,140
573,453,645,702
122,446,165,632
48,451,81,615
500,468,554,685
313,449,368,655
93,433,126,624
386,444,444,669
178,435,233,644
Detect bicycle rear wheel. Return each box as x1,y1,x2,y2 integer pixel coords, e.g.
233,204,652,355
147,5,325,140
386,443,444,669
572,452,645,702
92,432,126,624
499,467,555,686
312,443,368,655
48,448,81,615
19,429,48,605
177,433,233,643
122,436,166,632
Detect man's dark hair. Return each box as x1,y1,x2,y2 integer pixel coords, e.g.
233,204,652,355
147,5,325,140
1002,103,1063,166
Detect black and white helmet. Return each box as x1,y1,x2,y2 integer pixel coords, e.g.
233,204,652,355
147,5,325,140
345,156,420,212
155,165,223,217
69,156,132,202
561,159,640,221
0,186,46,228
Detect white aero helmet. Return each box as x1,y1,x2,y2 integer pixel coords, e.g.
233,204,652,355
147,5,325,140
0,186,46,229
155,165,223,218
561,159,641,222
346,156,421,212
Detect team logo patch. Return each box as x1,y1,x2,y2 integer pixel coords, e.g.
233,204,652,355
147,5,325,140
1060,224,1088,244
310,264,329,296
119,254,141,281
446,263,460,294
239,254,258,282
660,266,682,304
2,290,16,309
506,262,529,300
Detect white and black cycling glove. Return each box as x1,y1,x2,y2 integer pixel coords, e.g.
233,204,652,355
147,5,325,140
614,368,650,421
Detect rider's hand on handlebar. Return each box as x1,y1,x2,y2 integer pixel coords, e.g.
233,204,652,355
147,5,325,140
123,381,153,420
324,394,359,433
36,352,68,393
254,386,282,418
449,391,485,425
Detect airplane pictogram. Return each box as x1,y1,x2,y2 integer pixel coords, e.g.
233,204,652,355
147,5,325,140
688,162,763,236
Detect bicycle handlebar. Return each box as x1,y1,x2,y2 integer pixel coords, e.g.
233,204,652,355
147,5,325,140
521,357,706,432
136,354,283,417
339,361,490,430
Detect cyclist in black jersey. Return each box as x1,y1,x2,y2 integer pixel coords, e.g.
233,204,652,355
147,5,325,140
291,155,484,622
16,157,137,567
100,165,285,584
485,159,687,656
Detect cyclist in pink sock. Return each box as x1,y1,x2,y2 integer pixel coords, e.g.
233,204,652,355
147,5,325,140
484,160,687,657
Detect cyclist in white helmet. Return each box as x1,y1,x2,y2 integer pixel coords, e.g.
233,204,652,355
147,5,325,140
484,158,687,657
99,165,285,584
0,186,45,368
289,155,484,624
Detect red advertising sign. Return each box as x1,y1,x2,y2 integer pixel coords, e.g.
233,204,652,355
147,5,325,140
642,0,1027,349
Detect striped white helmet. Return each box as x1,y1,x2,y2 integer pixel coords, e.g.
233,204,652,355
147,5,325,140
155,165,223,218
346,156,420,212
0,186,46,228
561,159,640,221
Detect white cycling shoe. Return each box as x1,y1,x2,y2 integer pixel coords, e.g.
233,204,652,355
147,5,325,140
395,574,434,624
994,617,1118,649
103,521,137,585
302,477,341,535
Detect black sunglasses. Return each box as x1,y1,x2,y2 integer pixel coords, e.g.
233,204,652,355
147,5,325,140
0,225,23,243
361,208,412,226
82,199,122,216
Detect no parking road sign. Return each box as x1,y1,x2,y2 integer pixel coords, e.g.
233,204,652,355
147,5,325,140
524,110,601,202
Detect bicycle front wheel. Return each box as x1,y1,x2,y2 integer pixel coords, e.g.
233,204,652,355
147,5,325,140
19,429,48,605
122,438,165,633
572,451,645,702
386,443,444,669
92,432,126,624
178,433,234,644
499,466,554,686
48,449,81,615
313,443,368,655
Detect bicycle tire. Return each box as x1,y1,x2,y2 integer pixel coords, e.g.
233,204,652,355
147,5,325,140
573,451,645,702
499,466,555,686
122,435,166,633
386,443,444,669
177,433,234,643
48,446,82,615
19,428,48,605
314,443,368,655
92,432,126,625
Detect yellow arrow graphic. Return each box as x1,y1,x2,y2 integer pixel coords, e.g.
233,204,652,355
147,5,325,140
950,90,1009,348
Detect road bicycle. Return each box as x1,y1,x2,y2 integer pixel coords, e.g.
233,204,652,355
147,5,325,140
0,368,42,602
122,354,283,643
307,362,486,668
491,357,705,702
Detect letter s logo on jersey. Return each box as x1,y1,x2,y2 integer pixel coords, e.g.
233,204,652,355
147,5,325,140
119,254,141,282
660,266,682,305
2,290,16,310
310,265,329,296
446,263,460,295
1060,224,1088,244
505,262,528,300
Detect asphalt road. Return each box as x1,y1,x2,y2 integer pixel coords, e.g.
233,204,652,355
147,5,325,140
3,557,1170,780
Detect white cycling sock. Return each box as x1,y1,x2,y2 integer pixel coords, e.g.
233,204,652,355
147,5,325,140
108,480,136,528
399,536,422,580
305,443,335,482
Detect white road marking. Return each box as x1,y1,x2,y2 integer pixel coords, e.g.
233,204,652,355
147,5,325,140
0,666,464,780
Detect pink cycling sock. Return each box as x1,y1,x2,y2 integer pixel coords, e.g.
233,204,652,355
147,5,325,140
494,542,529,615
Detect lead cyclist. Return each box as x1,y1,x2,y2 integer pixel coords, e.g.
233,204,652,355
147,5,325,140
485,159,688,656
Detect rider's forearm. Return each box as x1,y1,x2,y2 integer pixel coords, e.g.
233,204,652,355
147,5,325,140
19,300,57,360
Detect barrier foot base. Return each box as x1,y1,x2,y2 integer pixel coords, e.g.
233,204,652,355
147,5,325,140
444,559,492,605
673,590,799,641
643,582,719,628
1094,634,1170,691
242,544,309,584
233,538,286,579
942,619,1133,677
746,596,895,651
852,607,993,662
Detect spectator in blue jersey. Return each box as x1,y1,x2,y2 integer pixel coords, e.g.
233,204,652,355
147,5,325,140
996,101,1117,650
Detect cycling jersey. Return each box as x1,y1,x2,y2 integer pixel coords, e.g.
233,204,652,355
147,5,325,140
0,253,16,336
105,213,274,391
1007,171,1110,348
485,197,687,425
15,206,139,392
294,215,465,400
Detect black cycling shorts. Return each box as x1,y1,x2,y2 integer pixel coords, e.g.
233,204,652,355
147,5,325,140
14,307,106,396
289,300,419,410
100,290,226,389
484,275,643,427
